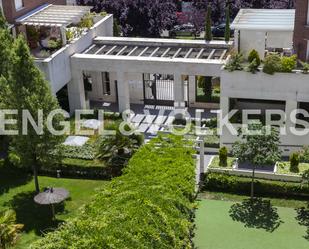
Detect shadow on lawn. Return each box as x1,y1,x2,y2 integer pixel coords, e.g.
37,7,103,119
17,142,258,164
295,203,309,241
4,191,66,235
229,198,283,232
0,166,32,195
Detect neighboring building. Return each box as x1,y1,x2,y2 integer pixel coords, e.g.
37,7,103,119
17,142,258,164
293,0,309,62
221,8,309,155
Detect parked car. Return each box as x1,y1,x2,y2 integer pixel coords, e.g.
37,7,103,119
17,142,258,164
211,23,234,38
170,23,200,37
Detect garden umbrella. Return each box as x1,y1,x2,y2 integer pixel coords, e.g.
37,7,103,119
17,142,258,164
34,187,70,219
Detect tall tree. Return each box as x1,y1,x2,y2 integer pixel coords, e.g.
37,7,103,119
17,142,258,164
232,124,281,199
79,0,177,37
205,4,212,41
0,37,64,193
224,4,231,42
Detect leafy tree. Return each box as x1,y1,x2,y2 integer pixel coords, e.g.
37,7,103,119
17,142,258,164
205,4,212,41
0,37,65,193
0,9,7,29
232,124,281,199
0,210,23,249
198,76,212,100
113,18,121,37
0,11,13,78
224,4,231,42
80,0,177,37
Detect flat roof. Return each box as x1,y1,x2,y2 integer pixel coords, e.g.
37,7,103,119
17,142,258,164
82,37,232,61
16,4,91,27
231,9,295,31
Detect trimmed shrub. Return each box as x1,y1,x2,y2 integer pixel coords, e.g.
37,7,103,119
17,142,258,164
290,152,300,173
224,51,244,72
263,54,281,75
31,135,195,249
248,49,261,66
203,172,309,198
280,55,297,73
219,147,228,167
246,59,259,74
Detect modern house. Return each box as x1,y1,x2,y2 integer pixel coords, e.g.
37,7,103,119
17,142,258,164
220,3,309,155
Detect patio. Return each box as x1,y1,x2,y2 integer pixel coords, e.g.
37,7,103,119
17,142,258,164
15,4,94,58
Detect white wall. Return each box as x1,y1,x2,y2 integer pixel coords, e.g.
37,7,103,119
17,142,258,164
35,14,113,95
266,31,293,49
220,69,309,155
239,30,265,58
128,73,144,104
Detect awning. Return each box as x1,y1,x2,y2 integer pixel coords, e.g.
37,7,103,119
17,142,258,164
16,4,91,27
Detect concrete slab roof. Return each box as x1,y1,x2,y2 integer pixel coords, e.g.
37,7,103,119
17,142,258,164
231,9,295,31
82,37,232,61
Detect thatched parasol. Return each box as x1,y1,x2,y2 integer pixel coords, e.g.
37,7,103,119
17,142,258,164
34,187,70,219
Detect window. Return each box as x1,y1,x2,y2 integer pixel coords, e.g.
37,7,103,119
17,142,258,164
14,0,23,10
102,72,111,95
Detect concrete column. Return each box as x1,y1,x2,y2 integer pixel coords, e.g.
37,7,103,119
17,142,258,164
116,71,130,113
174,74,185,108
188,76,196,107
68,68,87,114
234,29,239,52
220,96,230,117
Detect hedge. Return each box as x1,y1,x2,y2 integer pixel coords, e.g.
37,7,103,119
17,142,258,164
39,158,122,180
203,172,309,198
31,135,196,249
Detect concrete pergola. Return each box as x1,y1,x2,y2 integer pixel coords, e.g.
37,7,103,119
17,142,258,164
68,37,232,113
16,4,91,45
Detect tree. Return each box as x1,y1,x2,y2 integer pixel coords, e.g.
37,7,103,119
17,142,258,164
198,76,212,100
97,128,143,167
113,18,121,37
0,11,13,78
224,4,230,42
0,210,23,249
0,37,65,193
232,124,281,199
80,0,177,37
205,4,212,41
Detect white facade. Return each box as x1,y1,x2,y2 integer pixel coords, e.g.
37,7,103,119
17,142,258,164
220,70,309,155
35,14,113,94
68,37,231,113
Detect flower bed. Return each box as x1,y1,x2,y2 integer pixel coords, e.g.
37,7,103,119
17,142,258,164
208,156,236,169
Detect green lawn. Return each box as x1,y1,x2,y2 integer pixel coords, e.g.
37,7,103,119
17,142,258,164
208,156,236,169
0,169,108,248
277,161,309,175
194,197,309,249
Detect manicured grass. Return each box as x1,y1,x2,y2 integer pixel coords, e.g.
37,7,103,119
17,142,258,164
208,156,236,169
0,170,108,248
277,161,309,175
194,197,309,249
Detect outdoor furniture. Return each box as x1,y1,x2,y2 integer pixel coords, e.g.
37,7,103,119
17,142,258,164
34,187,70,219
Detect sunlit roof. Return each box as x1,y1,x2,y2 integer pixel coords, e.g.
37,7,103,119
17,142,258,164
231,9,295,31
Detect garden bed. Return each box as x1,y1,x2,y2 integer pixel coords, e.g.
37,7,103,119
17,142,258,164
208,156,236,169
277,161,309,175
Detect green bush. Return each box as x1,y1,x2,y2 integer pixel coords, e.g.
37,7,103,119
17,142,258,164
224,51,244,72
290,152,300,173
263,54,281,75
246,59,259,74
248,49,261,66
301,62,309,74
203,172,309,198
298,146,309,163
280,55,297,73
219,147,228,167
31,135,195,249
